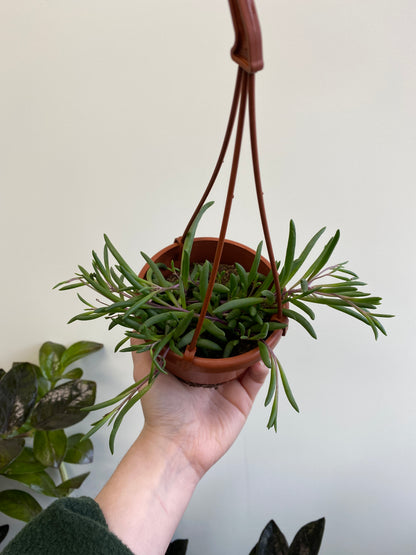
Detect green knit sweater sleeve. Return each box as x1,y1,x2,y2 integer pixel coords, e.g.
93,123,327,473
2,496,133,555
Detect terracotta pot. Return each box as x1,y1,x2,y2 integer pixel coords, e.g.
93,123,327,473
139,237,287,385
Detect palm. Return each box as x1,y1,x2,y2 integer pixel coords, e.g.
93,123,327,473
133,349,268,476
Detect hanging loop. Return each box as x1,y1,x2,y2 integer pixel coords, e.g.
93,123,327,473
228,0,263,73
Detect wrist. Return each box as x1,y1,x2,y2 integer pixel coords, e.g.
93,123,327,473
138,424,203,485
96,427,200,555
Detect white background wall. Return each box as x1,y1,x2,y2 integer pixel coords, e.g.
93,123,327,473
1,1,415,553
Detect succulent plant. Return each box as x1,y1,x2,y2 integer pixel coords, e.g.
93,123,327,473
56,203,391,451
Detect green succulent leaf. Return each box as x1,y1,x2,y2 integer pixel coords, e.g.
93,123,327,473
196,338,222,352
283,308,317,339
0,490,42,523
264,359,277,407
279,219,296,287
109,387,151,454
275,356,300,413
247,241,263,290
258,341,271,368
0,363,38,434
289,226,327,282
302,230,340,281
141,252,170,288
223,340,239,358
199,260,210,301
266,392,278,431
213,297,264,315
290,299,315,320
181,202,214,288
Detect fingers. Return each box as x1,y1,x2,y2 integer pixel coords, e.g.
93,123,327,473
238,361,269,403
217,361,269,419
130,338,152,382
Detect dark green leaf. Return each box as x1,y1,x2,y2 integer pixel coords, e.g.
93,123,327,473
31,380,96,430
0,490,42,523
252,519,289,555
0,364,38,434
0,524,9,543
59,341,103,371
61,367,83,380
0,438,24,472
55,472,90,497
34,372,50,400
33,430,67,468
64,434,93,464
7,470,57,497
2,448,45,475
288,518,325,555
39,342,66,380
166,539,189,555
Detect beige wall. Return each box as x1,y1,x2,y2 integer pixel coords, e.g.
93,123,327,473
1,1,415,553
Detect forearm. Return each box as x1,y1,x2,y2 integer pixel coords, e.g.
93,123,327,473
95,426,200,555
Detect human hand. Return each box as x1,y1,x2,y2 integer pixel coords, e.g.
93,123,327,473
131,339,268,479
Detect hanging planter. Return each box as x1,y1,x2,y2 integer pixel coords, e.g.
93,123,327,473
138,236,288,386
56,0,391,452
